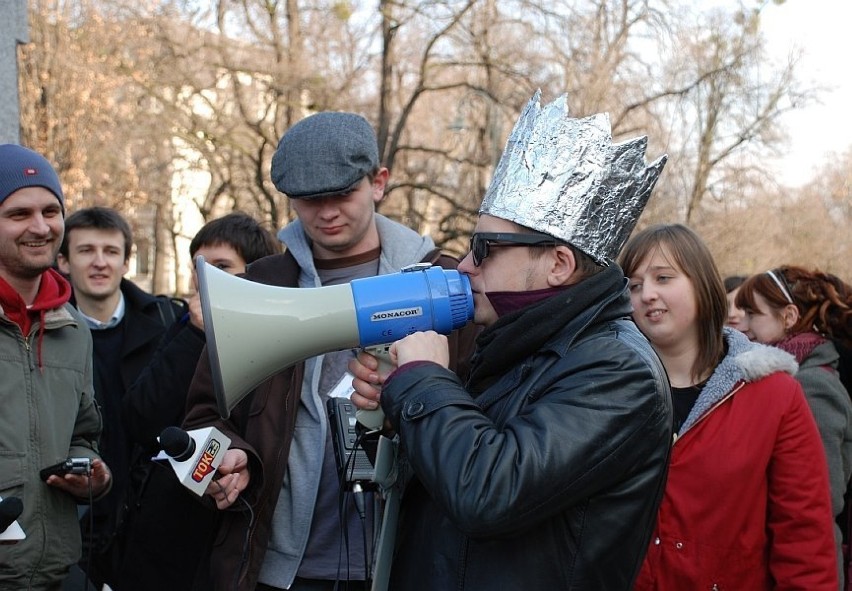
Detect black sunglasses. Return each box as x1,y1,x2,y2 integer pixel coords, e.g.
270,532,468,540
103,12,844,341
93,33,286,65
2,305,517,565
469,232,562,267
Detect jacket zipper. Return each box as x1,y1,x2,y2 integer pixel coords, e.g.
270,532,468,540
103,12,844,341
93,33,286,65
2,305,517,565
672,381,746,446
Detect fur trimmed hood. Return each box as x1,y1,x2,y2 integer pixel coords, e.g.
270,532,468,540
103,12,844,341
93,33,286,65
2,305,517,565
679,328,798,435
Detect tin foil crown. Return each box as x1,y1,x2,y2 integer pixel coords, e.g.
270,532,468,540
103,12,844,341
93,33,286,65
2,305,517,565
479,90,667,265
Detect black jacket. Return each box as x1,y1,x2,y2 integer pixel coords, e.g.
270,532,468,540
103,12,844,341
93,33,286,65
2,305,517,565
381,265,673,591
80,279,185,500
122,317,207,451
74,278,186,581
74,278,186,400
109,315,215,591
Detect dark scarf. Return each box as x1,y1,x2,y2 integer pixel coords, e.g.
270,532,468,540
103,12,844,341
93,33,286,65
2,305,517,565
486,286,569,318
467,264,626,394
775,331,827,365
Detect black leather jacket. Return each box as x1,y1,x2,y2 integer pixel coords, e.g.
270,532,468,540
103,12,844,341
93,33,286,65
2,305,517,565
381,265,672,591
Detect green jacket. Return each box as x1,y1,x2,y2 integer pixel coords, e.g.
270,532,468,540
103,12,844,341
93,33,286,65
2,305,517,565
0,302,103,589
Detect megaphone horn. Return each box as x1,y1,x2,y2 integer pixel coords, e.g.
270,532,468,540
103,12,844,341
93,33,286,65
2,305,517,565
196,257,473,419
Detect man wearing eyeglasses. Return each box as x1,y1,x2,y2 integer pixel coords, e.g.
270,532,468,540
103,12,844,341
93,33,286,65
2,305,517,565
350,92,674,590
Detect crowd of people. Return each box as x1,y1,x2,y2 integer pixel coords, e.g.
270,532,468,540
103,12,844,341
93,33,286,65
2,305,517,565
1,90,850,591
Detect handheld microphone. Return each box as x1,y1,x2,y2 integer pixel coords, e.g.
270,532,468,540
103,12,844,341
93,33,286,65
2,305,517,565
158,426,231,496
0,496,25,542
160,426,197,462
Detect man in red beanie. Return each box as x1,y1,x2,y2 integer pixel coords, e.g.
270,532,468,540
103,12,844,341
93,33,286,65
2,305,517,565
0,144,111,588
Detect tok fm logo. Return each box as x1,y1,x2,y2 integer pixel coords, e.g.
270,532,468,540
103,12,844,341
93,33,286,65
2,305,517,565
191,439,222,482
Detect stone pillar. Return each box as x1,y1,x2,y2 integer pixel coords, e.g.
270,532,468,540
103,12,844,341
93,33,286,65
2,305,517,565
0,0,29,145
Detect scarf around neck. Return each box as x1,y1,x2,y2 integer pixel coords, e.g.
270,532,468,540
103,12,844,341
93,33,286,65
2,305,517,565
486,286,569,318
774,331,827,365
466,264,626,394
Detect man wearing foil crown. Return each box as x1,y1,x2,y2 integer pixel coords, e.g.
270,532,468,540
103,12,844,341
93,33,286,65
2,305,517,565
349,90,673,590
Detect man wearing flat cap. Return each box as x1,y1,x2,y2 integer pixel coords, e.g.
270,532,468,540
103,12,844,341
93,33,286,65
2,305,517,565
182,112,478,591
0,144,111,588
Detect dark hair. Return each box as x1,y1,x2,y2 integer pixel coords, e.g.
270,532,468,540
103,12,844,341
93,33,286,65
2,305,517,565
513,221,603,280
619,224,727,383
189,213,281,264
60,206,133,261
724,275,748,294
736,266,852,349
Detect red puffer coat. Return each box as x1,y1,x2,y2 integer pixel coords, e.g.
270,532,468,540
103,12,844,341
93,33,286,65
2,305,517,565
635,330,838,591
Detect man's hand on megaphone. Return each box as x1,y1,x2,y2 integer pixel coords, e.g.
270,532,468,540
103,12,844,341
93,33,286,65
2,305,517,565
350,331,450,411
206,448,249,509
349,350,386,412
391,331,450,368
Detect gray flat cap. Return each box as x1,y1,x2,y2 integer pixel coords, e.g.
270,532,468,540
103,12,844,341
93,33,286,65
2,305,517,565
271,111,380,199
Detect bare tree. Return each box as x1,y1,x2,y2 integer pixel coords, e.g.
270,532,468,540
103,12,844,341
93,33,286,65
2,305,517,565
20,0,180,290
19,0,824,286
649,3,812,223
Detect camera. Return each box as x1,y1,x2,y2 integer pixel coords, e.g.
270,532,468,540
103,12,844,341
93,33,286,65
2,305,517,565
39,457,92,481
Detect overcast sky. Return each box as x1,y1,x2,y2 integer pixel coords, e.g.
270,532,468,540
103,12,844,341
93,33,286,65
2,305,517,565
760,0,852,186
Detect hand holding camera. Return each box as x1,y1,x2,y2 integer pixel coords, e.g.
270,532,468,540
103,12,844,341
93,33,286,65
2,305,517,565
40,457,111,499
39,457,92,480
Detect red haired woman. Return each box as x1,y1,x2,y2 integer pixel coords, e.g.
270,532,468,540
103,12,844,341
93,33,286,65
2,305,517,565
736,265,852,586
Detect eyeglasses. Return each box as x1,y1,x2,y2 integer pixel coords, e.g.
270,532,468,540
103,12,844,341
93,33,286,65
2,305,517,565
469,232,561,267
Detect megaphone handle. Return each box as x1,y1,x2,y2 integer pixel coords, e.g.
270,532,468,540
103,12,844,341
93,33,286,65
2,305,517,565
355,344,395,431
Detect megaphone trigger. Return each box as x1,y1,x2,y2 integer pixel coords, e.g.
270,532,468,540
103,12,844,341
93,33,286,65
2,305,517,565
355,343,395,431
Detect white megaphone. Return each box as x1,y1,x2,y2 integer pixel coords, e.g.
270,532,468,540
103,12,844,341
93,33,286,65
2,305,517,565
196,258,474,422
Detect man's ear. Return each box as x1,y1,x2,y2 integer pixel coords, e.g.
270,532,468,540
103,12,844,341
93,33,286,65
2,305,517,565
371,168,389,203
548,245,577,287
56,253,70,275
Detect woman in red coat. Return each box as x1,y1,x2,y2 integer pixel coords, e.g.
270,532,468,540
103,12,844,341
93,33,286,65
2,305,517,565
620,224,837,590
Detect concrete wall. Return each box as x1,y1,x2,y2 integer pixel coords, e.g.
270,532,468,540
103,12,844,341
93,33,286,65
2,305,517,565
0,0,28,145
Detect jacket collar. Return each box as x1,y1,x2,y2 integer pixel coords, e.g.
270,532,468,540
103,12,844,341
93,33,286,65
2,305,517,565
679,328,799,435
278,214,437,285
